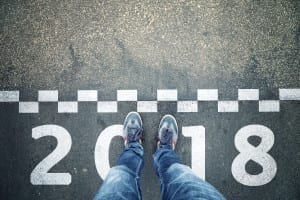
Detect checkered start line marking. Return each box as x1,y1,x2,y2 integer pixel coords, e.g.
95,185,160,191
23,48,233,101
0,89,299,113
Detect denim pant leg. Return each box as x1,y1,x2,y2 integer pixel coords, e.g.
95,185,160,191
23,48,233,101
94,142,144,200
153,147,225,200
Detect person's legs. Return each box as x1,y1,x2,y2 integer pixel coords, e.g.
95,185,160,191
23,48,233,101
153,115,226,200
94,112,144,200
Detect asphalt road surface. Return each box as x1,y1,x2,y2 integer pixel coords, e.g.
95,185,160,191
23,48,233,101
0,0,299,199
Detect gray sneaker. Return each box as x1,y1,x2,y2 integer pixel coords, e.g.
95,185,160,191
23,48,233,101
123,111,143,145
157,114,178,150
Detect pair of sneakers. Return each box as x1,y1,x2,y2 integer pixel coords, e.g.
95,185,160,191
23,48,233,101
123,112,178,150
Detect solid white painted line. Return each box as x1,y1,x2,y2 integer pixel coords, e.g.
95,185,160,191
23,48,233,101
157,89,178,101
0,91,19,102
137,101,157,112
19,102,39,113
279,89,300,100
238,89,259,100
58,102,78,113
182,126,205,180
218,101,239,112
78,90,98,101
177,101,198,112
38,90,58,102
117,90,137,101
259,100,280,112
197,89,218,101
97,101,118,113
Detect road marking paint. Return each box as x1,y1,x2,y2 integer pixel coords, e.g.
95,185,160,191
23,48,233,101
38,90,58,102
137,101,157,112
31,125,72,185
197,89,218,101
0,88,299,113
279,89,300,100
157,89,178,101
0,91,19,102
19,102,39,113
58,102,78,113
94,125,123,180
259,101,280,112
182,126,205,180
97,101,118,113
238,89,259,100
218,101,239,112
78,90,98,101
177,101,198,112
117,90,137,101
231,125,277,186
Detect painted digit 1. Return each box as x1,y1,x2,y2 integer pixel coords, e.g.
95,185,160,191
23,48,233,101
182,126,205,180
231,124,277,186
94,125,205,180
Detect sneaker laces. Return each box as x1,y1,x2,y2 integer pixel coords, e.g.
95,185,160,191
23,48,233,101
126,125,143,142
160,127,173,145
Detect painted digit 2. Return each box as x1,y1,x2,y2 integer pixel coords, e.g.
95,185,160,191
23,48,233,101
30,125,72,185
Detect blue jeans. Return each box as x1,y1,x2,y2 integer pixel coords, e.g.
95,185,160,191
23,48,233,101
93,142,225,200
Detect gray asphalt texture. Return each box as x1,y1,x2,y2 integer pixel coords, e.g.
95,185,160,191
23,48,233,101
0,0,299,200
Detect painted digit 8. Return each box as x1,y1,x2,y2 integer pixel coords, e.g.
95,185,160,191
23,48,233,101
231,124,277,186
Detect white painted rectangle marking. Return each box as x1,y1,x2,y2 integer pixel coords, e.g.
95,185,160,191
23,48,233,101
0,91,19,102
182,126,205,180
177,101,198,112
279,89,300,100
137,101,157,112
19,102,39,113
218,101,239,112
157,89,178,101
38,90,58,102
58,102,78,113
197,89,218,101
117,90,137,101
78,90,98,101
238,89,259,100
259,100,280,112
97,101,118,113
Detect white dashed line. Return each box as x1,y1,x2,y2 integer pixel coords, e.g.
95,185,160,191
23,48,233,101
78,90,98,101
0,88,298,113
259,101,280,112
97,101,118,113
137,101,157,112
238,89,259,100
0,91,19,102
58,102,78,113
279,89,300,100
197,89,218,101
19,102,39,113
117,90,137,101
218,101,239,112
157,89,178,101
38,90,58,102
177,101,198,112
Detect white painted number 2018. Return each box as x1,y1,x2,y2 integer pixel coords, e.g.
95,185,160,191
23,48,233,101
30,124,277,186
